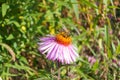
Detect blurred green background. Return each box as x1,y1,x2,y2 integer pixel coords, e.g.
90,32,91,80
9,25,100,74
0,0,120,80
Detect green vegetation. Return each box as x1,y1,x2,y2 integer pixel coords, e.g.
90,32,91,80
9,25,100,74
0,0,120,80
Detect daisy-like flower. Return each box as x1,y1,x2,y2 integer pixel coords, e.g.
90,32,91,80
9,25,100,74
38,32,79,64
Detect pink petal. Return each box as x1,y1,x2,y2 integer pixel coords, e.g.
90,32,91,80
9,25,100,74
39,42,55,53
69,48,76,62
63,46,72,64
39,36,55,41
57,45,64,64
39,40,54,48
69,45,79,57
52,44,60,61
46,43,58,60
49,43,59,60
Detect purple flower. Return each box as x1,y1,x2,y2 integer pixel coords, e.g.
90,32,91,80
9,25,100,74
88,56,96,65
112,59,117,64
112,58,120,67
38,32,79,64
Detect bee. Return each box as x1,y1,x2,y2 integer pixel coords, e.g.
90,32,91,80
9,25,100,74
59,26,70,38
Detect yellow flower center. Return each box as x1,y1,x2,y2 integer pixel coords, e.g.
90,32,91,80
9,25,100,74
55,32,72,46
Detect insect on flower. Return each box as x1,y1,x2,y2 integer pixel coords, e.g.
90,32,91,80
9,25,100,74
38,29,79,64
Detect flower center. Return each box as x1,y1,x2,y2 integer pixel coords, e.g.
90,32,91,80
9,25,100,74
55,32,72,46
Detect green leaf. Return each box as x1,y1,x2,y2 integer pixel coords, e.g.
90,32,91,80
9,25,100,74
77,69,88,79
5,63,36,75
19,56,28,65
2,3,9,17
116,45,120,55
87,44,96,56
92,61,99,71
80,0,97,9
105,25,110,47
6,34,14,40
7,21,20,27
71,0,79,21
0,35,3,42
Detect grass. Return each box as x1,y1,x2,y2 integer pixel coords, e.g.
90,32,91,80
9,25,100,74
0,0,120,80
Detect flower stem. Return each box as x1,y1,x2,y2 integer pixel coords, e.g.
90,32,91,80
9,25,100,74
57,62,60,80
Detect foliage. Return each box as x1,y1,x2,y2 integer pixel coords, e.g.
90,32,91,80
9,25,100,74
0,0,120,80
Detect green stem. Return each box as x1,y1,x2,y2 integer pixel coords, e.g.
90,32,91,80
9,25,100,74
57,62,60,80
